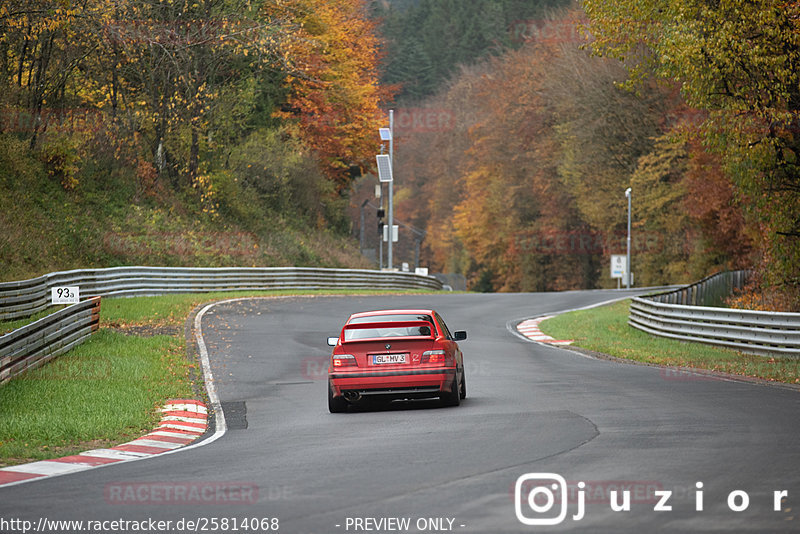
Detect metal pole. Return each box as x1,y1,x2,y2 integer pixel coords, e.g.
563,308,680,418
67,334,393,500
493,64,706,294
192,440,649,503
388,110,394,271
625,187,632,289
379,146,384,270
359,198,369,253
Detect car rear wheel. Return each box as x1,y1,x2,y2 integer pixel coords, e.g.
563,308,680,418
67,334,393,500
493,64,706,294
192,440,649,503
441,372,461,407
328,380,348,413
460,370,467,399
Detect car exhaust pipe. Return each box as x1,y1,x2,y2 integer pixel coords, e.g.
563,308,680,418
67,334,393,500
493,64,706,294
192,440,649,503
343,391,362,402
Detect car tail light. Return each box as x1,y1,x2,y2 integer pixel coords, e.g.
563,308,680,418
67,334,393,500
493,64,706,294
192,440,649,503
332,354,357,368
421,349,446,364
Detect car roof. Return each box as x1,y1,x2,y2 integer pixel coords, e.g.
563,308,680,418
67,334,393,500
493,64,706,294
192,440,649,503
347,309,436,320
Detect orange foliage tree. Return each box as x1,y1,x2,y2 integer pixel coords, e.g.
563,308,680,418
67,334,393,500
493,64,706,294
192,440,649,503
451,42,592,291
271,0,391,190
584,0,800,308
394,24,598,291
392,9,754,291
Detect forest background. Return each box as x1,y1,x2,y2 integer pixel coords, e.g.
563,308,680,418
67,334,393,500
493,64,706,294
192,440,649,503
1,0,797,310
374,0,799,310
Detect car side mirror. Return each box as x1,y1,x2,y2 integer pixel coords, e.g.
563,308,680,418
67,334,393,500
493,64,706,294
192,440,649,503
327,337,338,347
453,331,467,341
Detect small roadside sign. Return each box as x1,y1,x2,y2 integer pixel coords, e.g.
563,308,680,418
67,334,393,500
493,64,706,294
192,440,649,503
611,255,626,279
51,286,80,304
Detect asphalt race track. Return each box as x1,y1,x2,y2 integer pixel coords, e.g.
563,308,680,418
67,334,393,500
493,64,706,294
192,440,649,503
1,291,798,533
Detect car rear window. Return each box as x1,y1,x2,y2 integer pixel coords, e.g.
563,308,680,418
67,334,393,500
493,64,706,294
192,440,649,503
344,324,432,341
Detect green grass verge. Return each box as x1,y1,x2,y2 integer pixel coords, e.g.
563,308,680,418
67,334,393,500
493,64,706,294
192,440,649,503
538,299,800,385
0,330,191,465
0,288,439,466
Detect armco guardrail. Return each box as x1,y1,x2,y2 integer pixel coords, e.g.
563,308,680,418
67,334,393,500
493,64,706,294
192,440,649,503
0,266,444,321
0,297,101,383
629,272,800,357
643,270,751,307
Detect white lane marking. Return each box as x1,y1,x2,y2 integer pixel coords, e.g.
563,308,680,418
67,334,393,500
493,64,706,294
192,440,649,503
159,415,208,424
121,439,185,450
80,449,151,460
3,461,94,476
154,423,205,433
162,403,208,414
148,430,201,439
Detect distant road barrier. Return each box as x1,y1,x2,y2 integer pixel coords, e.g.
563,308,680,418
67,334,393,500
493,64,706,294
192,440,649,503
0,297,101,384
0,266,444,321
639,270,752,308
629,271,800,357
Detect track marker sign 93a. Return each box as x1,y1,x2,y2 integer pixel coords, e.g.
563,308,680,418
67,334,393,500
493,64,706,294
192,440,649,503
51,286,80,304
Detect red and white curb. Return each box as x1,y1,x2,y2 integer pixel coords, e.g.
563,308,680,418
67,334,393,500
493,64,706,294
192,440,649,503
516,316,574,346
0,399,207,487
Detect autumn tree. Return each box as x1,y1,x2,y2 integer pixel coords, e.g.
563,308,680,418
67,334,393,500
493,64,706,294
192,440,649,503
271,0,389,189
544,38,673,253
0,1,101,139
584,0,800,307
682,138,754,274
450,41,592,291
628,135,691,285
393,18,600,291
102,0,299,185
388,7,754,291
390,62,486,276
0,0,385,236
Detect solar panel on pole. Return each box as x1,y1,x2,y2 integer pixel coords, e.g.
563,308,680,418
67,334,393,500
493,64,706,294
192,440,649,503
376,154,393,182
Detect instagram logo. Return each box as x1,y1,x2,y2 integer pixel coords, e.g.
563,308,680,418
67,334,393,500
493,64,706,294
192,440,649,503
515,473,583,525
514,473,790,525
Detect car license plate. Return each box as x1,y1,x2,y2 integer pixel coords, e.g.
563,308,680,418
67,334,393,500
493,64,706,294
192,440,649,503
372,354,407,365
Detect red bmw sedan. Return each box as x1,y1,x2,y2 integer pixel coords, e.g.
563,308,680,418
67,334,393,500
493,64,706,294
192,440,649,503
326,309,467,412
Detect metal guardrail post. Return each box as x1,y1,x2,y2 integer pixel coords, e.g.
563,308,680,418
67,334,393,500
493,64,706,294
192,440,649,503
0,267,444,321
0,297,101,383
628,271,799,357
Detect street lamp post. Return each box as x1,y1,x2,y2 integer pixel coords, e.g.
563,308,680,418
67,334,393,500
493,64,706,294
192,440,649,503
378,146,385,270
387,110,394,271
377,113,395,271
625,187,632,289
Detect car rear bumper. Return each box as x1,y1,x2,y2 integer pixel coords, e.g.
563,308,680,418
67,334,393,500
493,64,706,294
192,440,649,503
329,368,456,398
